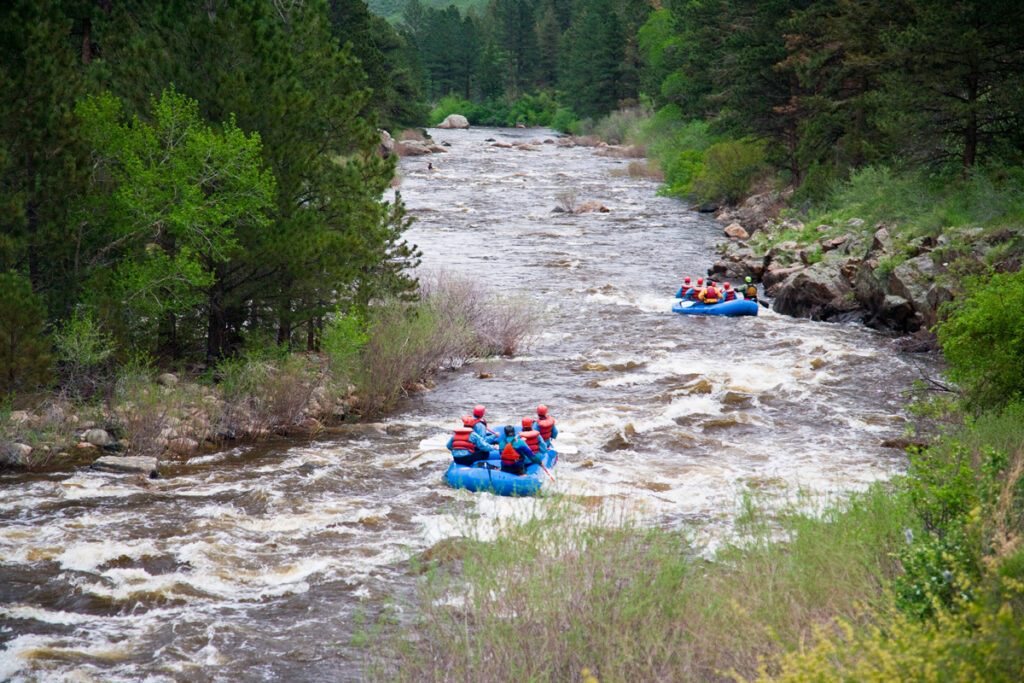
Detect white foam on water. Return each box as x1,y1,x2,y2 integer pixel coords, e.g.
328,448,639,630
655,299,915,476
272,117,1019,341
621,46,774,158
57,539,161,573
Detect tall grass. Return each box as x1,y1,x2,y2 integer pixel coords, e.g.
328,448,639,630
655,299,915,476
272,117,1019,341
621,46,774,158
804,165,1024,238
368,486,909,681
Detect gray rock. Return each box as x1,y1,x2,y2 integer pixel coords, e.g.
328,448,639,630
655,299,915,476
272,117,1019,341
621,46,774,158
772,261,860,321
436,114,470,129
84,428,114,447
91,455,160,478
0,443,31,468
157,372,179,387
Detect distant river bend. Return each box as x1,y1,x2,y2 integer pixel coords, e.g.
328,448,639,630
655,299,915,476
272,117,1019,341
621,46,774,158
0,127,930,681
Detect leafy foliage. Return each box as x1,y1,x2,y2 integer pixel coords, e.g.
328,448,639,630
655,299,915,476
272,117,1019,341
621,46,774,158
938,268,1024,410
691,139,768,204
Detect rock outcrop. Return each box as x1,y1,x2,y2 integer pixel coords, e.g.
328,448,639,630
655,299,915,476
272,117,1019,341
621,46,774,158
705,194,1009,340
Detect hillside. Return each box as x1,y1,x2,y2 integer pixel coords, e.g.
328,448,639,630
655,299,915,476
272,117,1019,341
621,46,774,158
366,0,488,24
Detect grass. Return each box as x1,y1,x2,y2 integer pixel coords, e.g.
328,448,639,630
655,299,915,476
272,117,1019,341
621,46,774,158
367,486,910,681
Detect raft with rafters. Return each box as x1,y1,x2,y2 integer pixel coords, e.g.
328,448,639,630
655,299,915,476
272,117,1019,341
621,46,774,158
444,448,558,496
671,298,758,316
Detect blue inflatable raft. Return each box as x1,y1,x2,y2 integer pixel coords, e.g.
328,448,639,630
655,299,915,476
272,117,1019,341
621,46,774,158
672,298,758,316
444,449,558,496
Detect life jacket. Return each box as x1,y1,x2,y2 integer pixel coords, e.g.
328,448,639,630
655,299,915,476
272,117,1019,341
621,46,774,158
745,284,758,298
536,417,555,441
703,288,720,304
501,440,520,465
723,287,736,301
451,427,474,452
520,429,541,454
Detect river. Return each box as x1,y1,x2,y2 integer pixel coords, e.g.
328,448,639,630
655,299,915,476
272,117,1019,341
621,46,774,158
0,127,931,681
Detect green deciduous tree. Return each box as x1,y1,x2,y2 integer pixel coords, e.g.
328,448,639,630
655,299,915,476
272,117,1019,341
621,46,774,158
75,88,275,357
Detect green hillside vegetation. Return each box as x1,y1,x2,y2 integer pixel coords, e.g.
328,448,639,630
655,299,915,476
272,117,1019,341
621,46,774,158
366,0,487,24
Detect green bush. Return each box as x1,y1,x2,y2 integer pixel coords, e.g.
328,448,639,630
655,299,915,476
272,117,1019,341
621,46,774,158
937,268,1024,410
550,107,578,132
321,309,369,383
428,95,473,126
691,138,767,204
53,308,115,397
0,271,52,393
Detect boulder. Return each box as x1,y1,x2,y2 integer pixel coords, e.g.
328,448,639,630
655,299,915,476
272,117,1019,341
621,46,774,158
762,265,804,296
708,259,755,280
396,140,433,157
772,261,860,321
886,254,952,330
436,114,469,129
378,129,396,158
0,443,31,468
84,428,114,447
723,223,749,240
91,455,160,478
157,372,178,387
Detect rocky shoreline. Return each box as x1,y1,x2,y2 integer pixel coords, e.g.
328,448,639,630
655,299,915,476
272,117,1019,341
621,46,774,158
702,190,1020,351
0,355,423,476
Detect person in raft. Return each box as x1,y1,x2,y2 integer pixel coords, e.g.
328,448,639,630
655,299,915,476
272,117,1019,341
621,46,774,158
463,404,499,444
686,277,705,300
519,418,550,454
447,416,499,466
498,425,539,476
721,282,737,302
699,281,721,304
675,276,692,299
531,404,558,443
743,276,758,300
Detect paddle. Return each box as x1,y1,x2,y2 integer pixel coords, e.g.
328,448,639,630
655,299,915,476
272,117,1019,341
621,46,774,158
536,458,556,483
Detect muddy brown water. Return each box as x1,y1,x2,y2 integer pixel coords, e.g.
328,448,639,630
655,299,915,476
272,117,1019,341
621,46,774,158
0,127,934,681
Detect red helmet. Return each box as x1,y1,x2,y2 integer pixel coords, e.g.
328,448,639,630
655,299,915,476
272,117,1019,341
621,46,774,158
473,404,485,418
461,415,475,426
684,277,691,283
537,404,548,416
697,278,704,285
522,417,534,429
724,282,732,289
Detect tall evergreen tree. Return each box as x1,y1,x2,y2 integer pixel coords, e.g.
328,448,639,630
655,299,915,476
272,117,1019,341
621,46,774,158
878,0,1024,169
560,0,625,118
0,0,89,317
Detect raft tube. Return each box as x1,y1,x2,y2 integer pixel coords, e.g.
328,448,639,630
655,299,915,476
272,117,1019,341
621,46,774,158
444,449,558,496
672,298,758,317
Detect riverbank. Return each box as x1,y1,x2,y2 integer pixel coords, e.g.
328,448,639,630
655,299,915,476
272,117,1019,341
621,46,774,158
0,272,539,474
703,176,1024,351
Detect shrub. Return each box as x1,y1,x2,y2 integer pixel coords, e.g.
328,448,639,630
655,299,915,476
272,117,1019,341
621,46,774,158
216,347,318,435
550,107,578,132
53,308,116,398
321,309,369,384
428,95,473,126
0,271,52,393
937,268,1024,409
592,105,652,146
691,138,768,204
